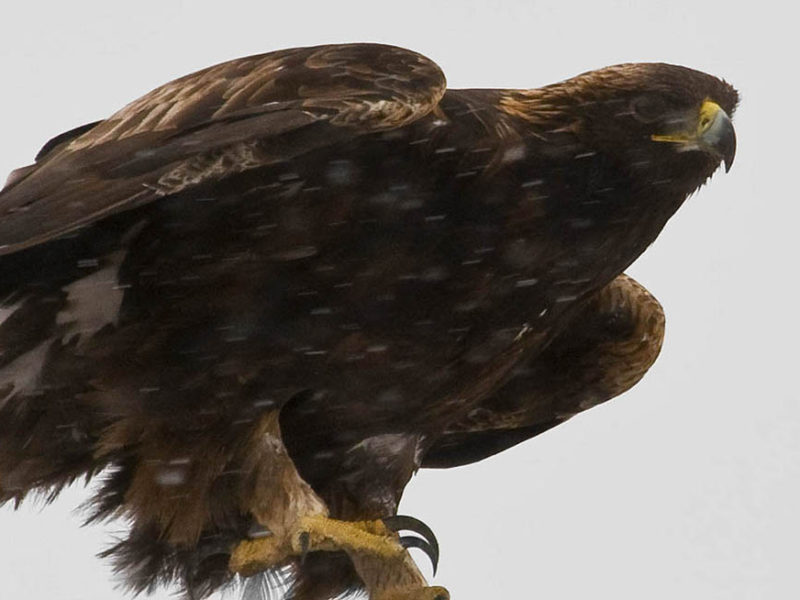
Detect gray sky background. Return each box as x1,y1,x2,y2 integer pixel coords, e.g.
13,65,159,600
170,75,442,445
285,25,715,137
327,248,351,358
0,1,797,599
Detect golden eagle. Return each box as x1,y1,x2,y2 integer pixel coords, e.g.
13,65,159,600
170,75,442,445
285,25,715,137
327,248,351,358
0,44,737,600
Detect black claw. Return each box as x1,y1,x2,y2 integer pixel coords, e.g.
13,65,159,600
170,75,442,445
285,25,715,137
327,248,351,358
383,515,440,575
399,535,439,575
298,531,310,565
383,515,439,555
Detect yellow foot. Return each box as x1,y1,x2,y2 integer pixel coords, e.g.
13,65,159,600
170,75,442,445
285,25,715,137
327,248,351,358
229,515,403,575
229,514,439,578
229,532,290,577
292,514,406,558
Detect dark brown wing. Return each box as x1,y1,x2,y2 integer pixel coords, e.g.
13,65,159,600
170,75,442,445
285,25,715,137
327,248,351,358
0,43,445,254
423,274,666,467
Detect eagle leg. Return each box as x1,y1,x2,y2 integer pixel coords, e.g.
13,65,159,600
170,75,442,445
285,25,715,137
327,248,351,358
230,411,445,597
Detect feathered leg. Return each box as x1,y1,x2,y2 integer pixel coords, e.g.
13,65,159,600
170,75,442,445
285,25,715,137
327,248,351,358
229,411,446,599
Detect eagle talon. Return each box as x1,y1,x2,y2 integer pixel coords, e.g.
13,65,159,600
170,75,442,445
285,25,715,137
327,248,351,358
398,536,439,575
382,515,439,557
382,514,440,573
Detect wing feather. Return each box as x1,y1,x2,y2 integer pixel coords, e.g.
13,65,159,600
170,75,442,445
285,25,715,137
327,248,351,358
0,43,446,254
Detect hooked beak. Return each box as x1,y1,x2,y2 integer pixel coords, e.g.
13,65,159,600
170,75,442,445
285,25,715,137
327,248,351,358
651,99,737,172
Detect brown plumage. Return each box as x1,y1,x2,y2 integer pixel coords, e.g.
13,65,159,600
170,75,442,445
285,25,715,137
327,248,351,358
0,43,737,599
421,274,666,467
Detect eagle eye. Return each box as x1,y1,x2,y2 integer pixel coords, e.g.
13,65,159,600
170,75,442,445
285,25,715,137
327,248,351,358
630,94,669,123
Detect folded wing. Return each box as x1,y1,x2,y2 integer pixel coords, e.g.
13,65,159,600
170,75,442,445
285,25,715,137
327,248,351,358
0,43,446,254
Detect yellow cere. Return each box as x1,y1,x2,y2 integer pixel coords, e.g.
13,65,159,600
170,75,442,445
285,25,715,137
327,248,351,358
698,99,723,132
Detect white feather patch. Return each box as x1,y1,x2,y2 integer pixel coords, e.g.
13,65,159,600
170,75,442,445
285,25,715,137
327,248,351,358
0,341,51,409
56,250,126,346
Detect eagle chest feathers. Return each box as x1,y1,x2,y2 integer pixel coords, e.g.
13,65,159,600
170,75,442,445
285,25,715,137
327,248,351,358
0,43,736,600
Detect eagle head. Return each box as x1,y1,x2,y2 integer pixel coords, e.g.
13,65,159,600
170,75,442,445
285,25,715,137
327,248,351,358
501,62,739,198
